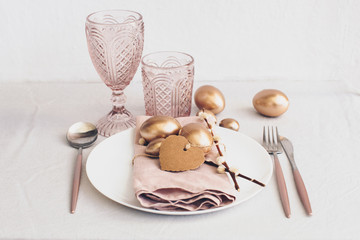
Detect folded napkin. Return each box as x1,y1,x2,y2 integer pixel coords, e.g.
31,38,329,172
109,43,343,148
133,116,237,211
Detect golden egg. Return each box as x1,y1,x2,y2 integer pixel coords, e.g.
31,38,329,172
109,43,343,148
145,138,165,157
140,116,181,142
194,85,225,114
179,123,213,153
252,89,289,117
196,109,217,124
219,118,240,131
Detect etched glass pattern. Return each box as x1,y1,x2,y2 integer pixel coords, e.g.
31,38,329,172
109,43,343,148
86,10,144,136
141,52,194,117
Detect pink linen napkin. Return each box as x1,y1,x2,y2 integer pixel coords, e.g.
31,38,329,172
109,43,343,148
133,116,237,211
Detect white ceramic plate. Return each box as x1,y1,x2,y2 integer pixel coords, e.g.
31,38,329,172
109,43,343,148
86,127,272,215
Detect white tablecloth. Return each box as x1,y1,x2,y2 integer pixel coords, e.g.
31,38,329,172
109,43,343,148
0,80,359,239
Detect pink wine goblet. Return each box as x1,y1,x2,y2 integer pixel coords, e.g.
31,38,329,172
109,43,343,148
85,10,144,136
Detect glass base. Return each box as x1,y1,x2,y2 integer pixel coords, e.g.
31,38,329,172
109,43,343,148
96,108,135,137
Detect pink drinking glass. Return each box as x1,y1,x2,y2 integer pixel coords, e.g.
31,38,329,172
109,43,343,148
85,10,144,136
141,51,194,117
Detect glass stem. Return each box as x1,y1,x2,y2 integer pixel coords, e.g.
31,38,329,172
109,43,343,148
111,90,126,113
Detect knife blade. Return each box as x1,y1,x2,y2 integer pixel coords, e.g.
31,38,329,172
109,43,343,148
280,137,297,170
280,136,313,216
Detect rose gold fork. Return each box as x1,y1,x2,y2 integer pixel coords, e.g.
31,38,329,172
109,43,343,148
263,126,291,218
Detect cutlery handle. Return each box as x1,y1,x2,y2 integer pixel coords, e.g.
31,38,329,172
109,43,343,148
273,153,291,218
71,148,82,214
293,169,312,216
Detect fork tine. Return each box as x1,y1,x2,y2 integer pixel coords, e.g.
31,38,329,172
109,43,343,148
275,126,281,151
275,126,280,144
272,126,276,147
268,126,273,145
263,126,266,144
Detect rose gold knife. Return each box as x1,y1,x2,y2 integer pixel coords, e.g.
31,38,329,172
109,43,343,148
280,137,312,216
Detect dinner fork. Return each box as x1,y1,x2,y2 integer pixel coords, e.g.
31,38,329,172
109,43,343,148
263,126,291,218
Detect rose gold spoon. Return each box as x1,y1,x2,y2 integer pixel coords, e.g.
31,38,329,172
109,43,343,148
66,122,98,213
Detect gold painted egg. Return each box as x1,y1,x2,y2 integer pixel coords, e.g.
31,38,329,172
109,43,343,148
219,118,240,131
140,116,181,142
194,85,225,114
145,138,165,157
179,123,213,153
252,89,289,117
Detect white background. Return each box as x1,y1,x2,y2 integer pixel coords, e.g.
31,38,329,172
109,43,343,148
1,0,360,84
